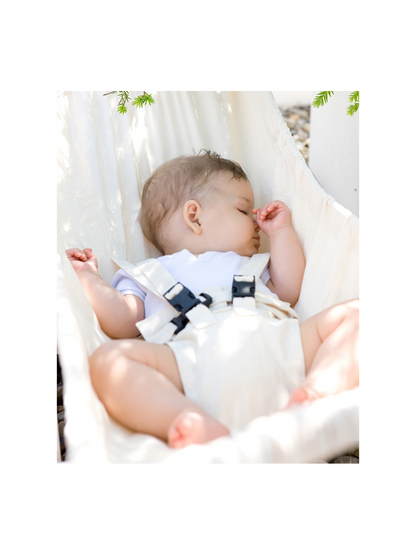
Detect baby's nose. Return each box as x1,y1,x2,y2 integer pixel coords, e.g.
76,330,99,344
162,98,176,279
253,217,260,232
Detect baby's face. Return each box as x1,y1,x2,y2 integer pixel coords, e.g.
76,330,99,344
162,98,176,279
201,173,260,256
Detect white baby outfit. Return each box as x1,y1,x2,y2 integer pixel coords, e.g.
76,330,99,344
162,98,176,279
111,250,305,431
112,250,274,318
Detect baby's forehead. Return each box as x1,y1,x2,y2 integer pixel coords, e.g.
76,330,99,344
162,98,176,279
210,175,254,202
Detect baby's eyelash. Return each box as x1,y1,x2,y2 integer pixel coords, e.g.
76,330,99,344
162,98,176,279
238,209,248,215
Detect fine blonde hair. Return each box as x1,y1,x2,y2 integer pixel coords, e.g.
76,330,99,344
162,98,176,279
139,150,248,253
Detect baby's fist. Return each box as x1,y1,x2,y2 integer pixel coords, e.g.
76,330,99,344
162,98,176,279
253,200,292,237
65,248,98,273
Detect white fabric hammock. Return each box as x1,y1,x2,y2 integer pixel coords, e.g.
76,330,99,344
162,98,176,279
57,91,359,463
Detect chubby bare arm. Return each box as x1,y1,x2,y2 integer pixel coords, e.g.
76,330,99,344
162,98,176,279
66,248,144,339
267,225,305,306
253,201,305,306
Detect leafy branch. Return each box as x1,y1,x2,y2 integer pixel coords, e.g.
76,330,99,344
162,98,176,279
312,91,334,108
103,91,155,114
312,91,359,116
347,91,359,116
132,92,155,109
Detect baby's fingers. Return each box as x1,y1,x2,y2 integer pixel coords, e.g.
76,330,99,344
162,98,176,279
262,201,289,218
253,208,270,221
267,200,289,211
83,248,95,259
66,248,88,260
253,204,273,221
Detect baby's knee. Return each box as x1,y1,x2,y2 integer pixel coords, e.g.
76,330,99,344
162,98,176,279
347,298,359,310
345,299,359,318
89,340,125,386
342,299,359,332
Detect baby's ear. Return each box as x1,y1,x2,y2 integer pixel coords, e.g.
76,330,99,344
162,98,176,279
183,200,202,235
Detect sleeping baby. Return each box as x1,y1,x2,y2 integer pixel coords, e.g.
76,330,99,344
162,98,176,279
66,150,359,448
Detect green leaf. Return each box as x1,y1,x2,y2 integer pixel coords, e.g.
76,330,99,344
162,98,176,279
142,93,155,105
349,91,359,104
347,91,359,115
106,90,155,114
132,96,144,108
312,91,334,108
132,93,155,109
346,102,359,116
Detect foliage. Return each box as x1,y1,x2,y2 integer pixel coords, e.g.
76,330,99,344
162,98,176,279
312,91,334,108
103,91,155,114
132,92,155,109
312,91,359,116
346,91,359,116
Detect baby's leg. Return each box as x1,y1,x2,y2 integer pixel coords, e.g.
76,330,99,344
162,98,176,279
89,340,229,448
288,299,359,405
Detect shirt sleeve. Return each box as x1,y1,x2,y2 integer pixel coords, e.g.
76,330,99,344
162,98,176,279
111,269,147,302
258,265,280,298
259,265,271,285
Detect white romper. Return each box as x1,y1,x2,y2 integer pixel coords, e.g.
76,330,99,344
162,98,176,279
112,250,305,431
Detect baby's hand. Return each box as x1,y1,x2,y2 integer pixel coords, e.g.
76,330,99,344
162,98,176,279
65,248,98,274
252,200,292,237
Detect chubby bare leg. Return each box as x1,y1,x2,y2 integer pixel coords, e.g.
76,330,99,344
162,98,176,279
288,299,359,405
89,339,229,448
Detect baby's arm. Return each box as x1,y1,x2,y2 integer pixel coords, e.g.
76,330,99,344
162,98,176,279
253,201,305,306
66,248,144,339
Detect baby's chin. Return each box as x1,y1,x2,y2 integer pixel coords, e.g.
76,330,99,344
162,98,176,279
213,243,259,256
234,245,260,257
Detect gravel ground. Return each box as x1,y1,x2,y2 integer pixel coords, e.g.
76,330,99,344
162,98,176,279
280,104,311,164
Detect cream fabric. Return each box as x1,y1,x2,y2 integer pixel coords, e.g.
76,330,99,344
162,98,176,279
169,310,305,431
57,91,359,463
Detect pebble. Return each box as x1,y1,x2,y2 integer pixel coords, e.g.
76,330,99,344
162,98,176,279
281,105,311,164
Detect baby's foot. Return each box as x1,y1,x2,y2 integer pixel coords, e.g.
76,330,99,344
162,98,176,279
167,411,230,449
287,364,359,408
286,386,318,407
